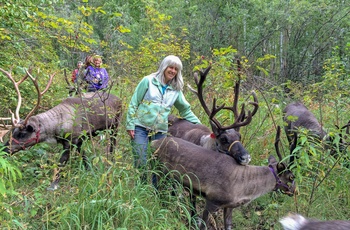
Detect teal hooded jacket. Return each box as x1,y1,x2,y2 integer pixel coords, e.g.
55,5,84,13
126,74,200,133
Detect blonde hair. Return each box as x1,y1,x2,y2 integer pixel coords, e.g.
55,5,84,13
92,55,102,63
84,55,102,68
155,55,184,91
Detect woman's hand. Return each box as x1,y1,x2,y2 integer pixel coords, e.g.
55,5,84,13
127,130,135,139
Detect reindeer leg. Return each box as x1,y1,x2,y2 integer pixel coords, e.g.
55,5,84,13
190,194,197,217
48,144,71,191
200,208,210,230
200,201,217,230
109,135,116,154
76,139,90,170
108,127,117,159
190,193,203,228
223,208,233,230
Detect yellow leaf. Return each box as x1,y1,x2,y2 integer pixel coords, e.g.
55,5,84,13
117,25,131,33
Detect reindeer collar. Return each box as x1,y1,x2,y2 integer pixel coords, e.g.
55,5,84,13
210,133,216,139
228,140,240,153
215,139,241,154
11,128,41,150
268,165,291,193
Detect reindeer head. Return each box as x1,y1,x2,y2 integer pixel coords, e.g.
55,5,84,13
190,64,258,165
210,120,251,165
0,67,55,154
330,120,350,157
5,117,41,154
268,155,296,196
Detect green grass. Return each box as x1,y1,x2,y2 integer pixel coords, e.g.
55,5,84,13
1,88,350,229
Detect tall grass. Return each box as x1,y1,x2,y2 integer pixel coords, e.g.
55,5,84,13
1,84,350,229
1,138,195,229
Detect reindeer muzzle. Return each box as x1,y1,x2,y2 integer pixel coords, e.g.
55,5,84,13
227,141,251,165
286,181,296,196
279,180,296,197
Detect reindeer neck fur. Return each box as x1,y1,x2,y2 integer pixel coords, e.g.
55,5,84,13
30,102,77,139
169,120,212,146
225,165,277,206
27,95,120,140
200,134,216,150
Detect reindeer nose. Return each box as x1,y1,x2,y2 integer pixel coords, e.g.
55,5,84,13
239,154,251,165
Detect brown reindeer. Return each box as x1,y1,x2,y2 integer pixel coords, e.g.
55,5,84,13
279,213,350,230
1,67,122,190
152,126,295,230
283,102,328,145
283,101,350,164
168,65,258,165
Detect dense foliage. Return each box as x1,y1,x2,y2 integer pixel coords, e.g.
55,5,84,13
0,0,349,229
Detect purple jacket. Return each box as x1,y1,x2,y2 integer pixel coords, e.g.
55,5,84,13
84,66,109,91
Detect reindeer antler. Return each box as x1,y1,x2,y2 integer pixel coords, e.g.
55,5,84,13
23,69,56,124
231,59,259,131
190,66,229,129
0,67,56,127
0,67,31,127
274,126,283,162
189,66,211,115
189,61,258,131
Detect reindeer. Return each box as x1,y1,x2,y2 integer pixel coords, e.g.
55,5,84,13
1,68,122,190
283,102,328,145
283,101,350,165
168,65,258,165
152,126,295,230
279,213,350,230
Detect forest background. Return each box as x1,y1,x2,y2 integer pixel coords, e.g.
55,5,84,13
0,0,349,229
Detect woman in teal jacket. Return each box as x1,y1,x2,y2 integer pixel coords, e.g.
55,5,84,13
126,55,201,185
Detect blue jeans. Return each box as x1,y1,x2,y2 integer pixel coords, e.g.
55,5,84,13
131,126,166,185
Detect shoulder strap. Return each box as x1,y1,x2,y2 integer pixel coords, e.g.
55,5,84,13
84,67,91,79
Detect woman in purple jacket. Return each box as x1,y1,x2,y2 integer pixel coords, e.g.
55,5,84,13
84,55,109,92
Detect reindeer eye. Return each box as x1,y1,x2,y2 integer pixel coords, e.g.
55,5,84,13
219,136,228,144
289,175,295,181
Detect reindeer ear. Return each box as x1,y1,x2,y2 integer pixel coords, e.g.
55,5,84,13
210,120,221,136
268,155,277,165
277,162,287,172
